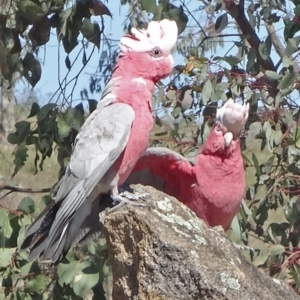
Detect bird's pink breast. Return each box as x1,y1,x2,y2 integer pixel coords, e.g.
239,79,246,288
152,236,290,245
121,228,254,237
113,80,154,185
190,149,245,230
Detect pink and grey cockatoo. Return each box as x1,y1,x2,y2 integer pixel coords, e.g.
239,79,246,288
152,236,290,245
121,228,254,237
20,19,178,264
127,99,249,230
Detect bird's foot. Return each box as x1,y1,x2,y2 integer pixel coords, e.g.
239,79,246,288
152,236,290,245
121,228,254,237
107,192,149,214
232,242,254,252
119,190,149,200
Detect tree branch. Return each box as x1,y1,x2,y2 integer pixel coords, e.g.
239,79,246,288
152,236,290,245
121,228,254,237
0,185,51,201
224,0,275,71
265,22,300,74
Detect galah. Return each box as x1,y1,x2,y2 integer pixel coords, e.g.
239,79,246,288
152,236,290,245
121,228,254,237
20,19,178,264
127,99,249,230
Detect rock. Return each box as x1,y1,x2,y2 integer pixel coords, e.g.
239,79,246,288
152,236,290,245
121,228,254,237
102,185,299,300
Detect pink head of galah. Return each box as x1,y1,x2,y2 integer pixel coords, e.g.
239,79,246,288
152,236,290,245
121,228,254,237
215,99,249,147
119,19,178,81
201,99,249,156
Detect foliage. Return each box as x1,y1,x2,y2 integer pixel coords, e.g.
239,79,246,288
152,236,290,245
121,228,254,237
0,197,109,300
7,100,98,177
3,0,300,298
0,0,111,86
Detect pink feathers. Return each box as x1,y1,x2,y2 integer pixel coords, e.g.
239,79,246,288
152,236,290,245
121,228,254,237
128,100,249,230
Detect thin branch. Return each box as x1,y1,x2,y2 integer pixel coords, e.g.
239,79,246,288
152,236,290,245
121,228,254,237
180,0,207,39
224,0,276,71
198,33,244,48
0,185,51,199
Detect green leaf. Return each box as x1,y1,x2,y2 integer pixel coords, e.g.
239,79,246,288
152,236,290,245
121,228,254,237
72,262,100,297
0,248,16,266
201,80,212,105
285,35,300,56
63,107,84,131
17,215,33,248
230,216,242,242
268,222,290,237
140,0,157,14
18,197,35,214
88,99,98,113
294,126,300,148
282,55,293,67
17,0,45,22
269,244,285,257
248,11,256,29
278,71,296,90
254,201,268,225
39,195,53,211
215,13,228,34
252,153,261,176
20,261,40,277
27,102,40,118
28,17,51,48
197,122,210,145
12,144,29,176
24,274,48,292
65,55,71,70
165,5,188,35
265,70,282,81
58,261,79,285
264,155,275,174
173,107,181,118
284,20,300,40
258,41,271,60
61,20,79,54
57,114,71,140
7,121,31,144
80,18,101,49
36,103,57,122
0,210,13,239
22,52,41,87
214,55,243,66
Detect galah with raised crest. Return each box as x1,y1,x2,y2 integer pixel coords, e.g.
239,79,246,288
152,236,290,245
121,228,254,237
21,19,178,264
127,99,249,230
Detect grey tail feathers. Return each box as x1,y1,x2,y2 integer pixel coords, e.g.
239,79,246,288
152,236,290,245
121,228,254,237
20,194,112,265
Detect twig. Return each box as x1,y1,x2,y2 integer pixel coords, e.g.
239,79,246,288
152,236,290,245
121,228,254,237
0,185,51,201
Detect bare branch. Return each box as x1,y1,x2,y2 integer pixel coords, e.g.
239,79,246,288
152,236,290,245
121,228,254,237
224,0,275,71
265,22,300,73
0,185,51,201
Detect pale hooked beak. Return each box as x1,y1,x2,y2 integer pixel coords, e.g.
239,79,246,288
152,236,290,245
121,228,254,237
224,132,233,147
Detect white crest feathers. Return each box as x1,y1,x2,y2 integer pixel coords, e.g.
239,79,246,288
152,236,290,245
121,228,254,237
120,19,178,53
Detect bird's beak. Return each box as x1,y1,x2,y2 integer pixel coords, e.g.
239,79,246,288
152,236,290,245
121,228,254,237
224,132,233,147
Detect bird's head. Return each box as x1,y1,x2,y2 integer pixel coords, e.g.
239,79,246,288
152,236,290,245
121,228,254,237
214,99,249,147
119,19,178,81
201,99,249,156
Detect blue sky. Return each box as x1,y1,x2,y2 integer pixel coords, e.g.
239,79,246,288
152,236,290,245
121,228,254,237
15,3,129,105
14,1,295,108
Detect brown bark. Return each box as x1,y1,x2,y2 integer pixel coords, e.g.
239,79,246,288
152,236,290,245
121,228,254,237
224,0,275,72
0,79,15,141
102,185,300,300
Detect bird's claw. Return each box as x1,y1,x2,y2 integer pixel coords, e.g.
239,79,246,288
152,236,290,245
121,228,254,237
119,191,149,200
106,193,149,214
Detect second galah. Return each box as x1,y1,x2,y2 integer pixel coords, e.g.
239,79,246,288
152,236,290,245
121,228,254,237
20,19,178,264
127,99,249,230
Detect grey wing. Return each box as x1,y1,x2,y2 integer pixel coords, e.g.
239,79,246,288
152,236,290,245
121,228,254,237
47,103,134,251
25,102,135,262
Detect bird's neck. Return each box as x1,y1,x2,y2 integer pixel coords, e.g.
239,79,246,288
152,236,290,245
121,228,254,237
112,73,154,112
196,140,243,179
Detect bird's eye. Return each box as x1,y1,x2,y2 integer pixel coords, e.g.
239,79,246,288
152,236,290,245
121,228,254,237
150,47,162,57
215,122,222,131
